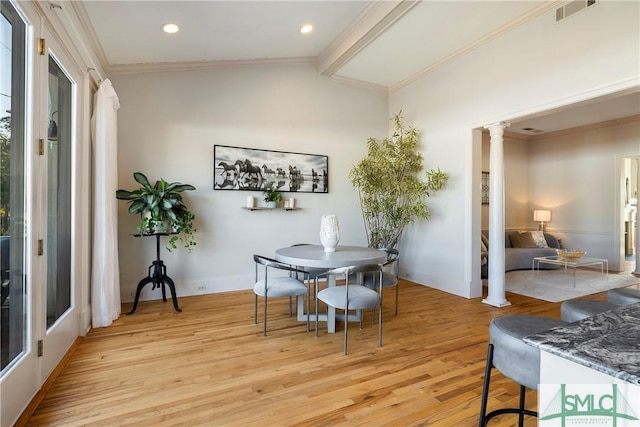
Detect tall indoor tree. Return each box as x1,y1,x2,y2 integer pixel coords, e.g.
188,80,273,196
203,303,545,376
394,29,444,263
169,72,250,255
350,112,449,249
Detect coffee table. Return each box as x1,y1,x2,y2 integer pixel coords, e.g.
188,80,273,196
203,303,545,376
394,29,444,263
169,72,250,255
532,255,608,287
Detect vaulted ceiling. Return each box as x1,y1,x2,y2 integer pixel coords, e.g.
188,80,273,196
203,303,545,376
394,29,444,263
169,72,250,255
79,0,639,133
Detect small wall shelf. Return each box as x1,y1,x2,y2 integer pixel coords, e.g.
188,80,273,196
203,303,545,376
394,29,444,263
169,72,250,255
242,207,301,211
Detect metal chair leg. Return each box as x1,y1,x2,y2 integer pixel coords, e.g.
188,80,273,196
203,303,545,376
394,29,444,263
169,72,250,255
254,294,258,325
518,385,526,427
479,343,537,426
305,293,309,333
315,279,319,337
378,300,382,347
394,283,399,316
263,295,267,336
479,344,494,427
343,307,348,355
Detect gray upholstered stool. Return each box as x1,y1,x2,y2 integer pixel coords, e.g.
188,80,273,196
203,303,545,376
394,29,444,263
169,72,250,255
479,315,566,427
560,299,621,322
608,287,640,305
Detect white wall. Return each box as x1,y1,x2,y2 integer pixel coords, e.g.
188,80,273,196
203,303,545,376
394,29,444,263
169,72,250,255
389,1,640,297
529,118,640,270
482,133,530,230
111,64,388,301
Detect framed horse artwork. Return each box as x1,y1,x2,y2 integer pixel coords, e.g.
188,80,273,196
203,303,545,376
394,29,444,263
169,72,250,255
213,145,329,193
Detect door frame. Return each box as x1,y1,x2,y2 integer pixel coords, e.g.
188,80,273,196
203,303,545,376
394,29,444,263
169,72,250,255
619,156,639,272
36,25,83,380
0,2,38,426
0,2,93,424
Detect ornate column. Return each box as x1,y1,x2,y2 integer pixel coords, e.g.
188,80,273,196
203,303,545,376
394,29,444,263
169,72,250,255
634,158,640,276
483,122,511,307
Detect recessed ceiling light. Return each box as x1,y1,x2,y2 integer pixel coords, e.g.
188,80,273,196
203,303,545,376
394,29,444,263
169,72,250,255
161,23,179,34
300,24,313,34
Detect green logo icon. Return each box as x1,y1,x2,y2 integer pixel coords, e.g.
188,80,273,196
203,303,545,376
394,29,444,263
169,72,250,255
540,384,639,426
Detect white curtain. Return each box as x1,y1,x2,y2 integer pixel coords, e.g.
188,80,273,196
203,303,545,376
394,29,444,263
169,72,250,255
90,78,121,327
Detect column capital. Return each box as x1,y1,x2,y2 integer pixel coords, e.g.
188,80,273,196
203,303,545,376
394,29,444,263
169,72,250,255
484,121,511,131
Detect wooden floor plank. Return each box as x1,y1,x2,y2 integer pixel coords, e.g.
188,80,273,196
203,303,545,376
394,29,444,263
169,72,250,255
23,279,611,426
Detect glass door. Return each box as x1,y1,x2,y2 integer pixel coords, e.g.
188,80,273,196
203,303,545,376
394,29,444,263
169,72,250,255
0,2,36,425
1,4,86,425
0,0,27,375
39,30,81,380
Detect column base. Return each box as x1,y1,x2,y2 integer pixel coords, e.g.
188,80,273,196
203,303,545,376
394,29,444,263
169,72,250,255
482,298,512,308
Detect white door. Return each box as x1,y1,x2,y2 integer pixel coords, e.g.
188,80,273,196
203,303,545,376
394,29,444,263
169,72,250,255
37,27,82,382
0,3,38,425
1,6,85,424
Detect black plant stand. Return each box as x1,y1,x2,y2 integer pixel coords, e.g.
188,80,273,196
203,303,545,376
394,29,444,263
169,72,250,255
127,233,182,315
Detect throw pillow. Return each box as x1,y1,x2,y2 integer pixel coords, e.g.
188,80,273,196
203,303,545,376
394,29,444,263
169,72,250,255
510,231,537,248
530,230,549,248
481,240,487,252
481,233,489,250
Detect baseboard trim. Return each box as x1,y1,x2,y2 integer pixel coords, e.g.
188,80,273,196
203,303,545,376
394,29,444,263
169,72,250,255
14,336,84,427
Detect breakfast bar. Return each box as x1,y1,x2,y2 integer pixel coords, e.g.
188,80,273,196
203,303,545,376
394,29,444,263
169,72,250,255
524,303,640,409
524,303,640,426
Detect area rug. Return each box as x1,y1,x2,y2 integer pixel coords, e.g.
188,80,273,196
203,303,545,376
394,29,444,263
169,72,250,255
502,268,640,303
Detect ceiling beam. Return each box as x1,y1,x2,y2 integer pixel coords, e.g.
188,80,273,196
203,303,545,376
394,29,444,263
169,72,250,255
318,0,419,79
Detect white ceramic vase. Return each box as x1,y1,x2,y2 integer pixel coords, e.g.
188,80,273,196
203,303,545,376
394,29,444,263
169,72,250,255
319,214,340,252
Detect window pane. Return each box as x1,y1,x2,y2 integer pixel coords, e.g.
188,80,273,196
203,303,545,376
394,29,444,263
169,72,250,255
46,56,72,329
1,0,27,373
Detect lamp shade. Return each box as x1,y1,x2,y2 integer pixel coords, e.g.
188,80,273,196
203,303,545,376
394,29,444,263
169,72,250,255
533,210,551,222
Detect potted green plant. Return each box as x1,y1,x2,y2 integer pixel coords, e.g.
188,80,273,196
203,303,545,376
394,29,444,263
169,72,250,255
349,112,449,249
263,185,282,208
116,172,197,252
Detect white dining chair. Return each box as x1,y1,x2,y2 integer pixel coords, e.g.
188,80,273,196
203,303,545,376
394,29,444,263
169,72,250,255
253,254,310,336
289,243,329,303
315,263,383,355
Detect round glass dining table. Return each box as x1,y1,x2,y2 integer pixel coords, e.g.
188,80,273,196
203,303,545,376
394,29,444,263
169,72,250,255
275,244,387,333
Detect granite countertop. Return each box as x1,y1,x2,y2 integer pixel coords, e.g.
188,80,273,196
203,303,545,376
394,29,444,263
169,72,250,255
524,303,640,385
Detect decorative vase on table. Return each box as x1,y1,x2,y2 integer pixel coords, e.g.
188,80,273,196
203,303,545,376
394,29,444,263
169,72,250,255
319,214,340,252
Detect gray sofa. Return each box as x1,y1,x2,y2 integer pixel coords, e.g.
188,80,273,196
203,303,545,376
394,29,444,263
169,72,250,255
481,230,561,278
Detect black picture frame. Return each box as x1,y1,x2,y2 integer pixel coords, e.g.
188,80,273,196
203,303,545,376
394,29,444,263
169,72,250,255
213,145,329,193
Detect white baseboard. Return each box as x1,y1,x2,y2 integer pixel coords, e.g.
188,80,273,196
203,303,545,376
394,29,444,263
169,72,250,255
120,274,253,303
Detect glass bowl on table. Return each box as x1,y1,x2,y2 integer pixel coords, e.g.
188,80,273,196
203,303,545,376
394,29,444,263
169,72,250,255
556,249,587,260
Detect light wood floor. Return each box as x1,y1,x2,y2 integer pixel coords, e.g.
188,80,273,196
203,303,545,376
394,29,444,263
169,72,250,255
22,280,608,426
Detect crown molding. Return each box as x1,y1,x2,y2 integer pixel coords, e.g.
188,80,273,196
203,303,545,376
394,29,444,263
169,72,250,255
498,114,640,142
503,131,531,142
389,0,563,93
35,1,110,79
528,114,640,141
70,1,111,79
109,57,318,75
318,0,418,79
33,2,85,75
328,75,389,94
110,56,390,95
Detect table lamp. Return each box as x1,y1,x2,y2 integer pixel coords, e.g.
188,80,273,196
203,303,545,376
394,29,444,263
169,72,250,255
533,209,551,231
